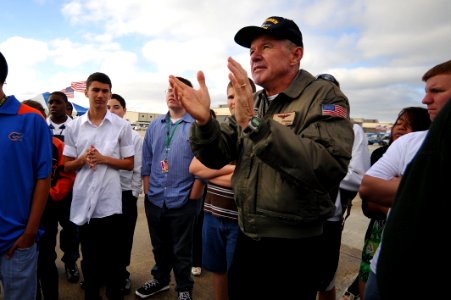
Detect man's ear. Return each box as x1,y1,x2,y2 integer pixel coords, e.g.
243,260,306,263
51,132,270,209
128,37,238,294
292,47,303,65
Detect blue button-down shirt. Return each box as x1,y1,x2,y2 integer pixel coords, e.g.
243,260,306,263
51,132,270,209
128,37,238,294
142,112,195,209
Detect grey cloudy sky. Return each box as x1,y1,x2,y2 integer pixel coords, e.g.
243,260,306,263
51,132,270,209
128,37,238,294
1,0,450,122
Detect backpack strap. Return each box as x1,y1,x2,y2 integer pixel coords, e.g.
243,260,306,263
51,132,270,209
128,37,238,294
340,188,358,229
51,143,59,187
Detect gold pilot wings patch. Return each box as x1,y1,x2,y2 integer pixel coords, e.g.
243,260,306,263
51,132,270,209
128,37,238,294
272,112,296,126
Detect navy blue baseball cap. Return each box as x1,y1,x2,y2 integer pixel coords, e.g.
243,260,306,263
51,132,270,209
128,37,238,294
234,16,303,48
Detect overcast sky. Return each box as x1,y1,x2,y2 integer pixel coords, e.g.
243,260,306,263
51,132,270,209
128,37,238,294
1,0,450,122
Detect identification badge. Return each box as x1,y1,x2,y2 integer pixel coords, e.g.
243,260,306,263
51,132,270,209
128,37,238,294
160,160,169,173
273,112,296,126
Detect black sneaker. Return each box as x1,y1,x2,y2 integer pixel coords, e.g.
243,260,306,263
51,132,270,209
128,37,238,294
65,263,80,283
177,291,193,300
121,278,131,295
135,279,169,298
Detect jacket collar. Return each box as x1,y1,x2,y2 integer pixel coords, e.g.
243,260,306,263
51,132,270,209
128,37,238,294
282,69,316,99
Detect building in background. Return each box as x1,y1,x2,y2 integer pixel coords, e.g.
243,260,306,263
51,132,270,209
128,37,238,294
124,111,160,130
124,104,393,142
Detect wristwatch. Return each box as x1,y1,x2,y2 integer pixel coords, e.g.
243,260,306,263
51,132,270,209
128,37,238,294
243,116,262,135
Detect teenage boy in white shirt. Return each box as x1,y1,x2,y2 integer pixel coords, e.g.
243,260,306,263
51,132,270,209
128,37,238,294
63,72,134,300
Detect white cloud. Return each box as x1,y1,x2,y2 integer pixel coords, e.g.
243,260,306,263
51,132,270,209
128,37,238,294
2,0,451,122
1,37,49,96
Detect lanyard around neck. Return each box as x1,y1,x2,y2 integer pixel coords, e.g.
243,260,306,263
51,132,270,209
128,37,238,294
165,116,182,150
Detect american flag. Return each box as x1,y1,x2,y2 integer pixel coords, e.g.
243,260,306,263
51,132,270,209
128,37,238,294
71,80,87,92
322,104,348,118
61,86,74,98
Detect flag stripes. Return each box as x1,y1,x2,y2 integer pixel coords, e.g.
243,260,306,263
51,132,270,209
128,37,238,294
71,81,86,92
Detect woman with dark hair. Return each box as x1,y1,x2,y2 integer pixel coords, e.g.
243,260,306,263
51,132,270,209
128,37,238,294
342,106,430,300
370,107,432,164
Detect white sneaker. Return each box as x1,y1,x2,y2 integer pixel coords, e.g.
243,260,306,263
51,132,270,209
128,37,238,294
191,267,202,276
178,290,193,300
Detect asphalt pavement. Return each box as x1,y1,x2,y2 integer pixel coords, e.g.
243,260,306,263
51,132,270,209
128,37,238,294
0,194,369,300
52,194,369,300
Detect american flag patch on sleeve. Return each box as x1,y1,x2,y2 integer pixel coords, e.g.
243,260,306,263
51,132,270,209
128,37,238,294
322,104,348,118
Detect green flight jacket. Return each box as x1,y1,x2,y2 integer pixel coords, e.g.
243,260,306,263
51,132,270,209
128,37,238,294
190,69,354,239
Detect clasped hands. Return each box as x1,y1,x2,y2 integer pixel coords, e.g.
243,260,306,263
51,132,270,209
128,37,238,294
85,145,104,171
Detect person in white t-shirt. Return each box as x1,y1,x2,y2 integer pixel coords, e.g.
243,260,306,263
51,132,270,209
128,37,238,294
318,123,371,300
107,93,143,295
360,59,451,300
341,106,430,300
315,73,372,300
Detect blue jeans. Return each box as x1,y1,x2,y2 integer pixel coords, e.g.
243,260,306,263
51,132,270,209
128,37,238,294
365,271,381,300
202,213,239,272
0,243,38,299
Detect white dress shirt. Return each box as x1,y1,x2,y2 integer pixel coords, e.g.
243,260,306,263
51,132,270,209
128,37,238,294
63,111,135,225
119,129,143,197
329,124,371,221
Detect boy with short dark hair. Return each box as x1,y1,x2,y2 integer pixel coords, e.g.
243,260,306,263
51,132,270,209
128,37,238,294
46,91,81,284
64,72,135,300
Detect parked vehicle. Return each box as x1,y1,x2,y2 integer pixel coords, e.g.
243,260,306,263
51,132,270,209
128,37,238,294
367,132,389,146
